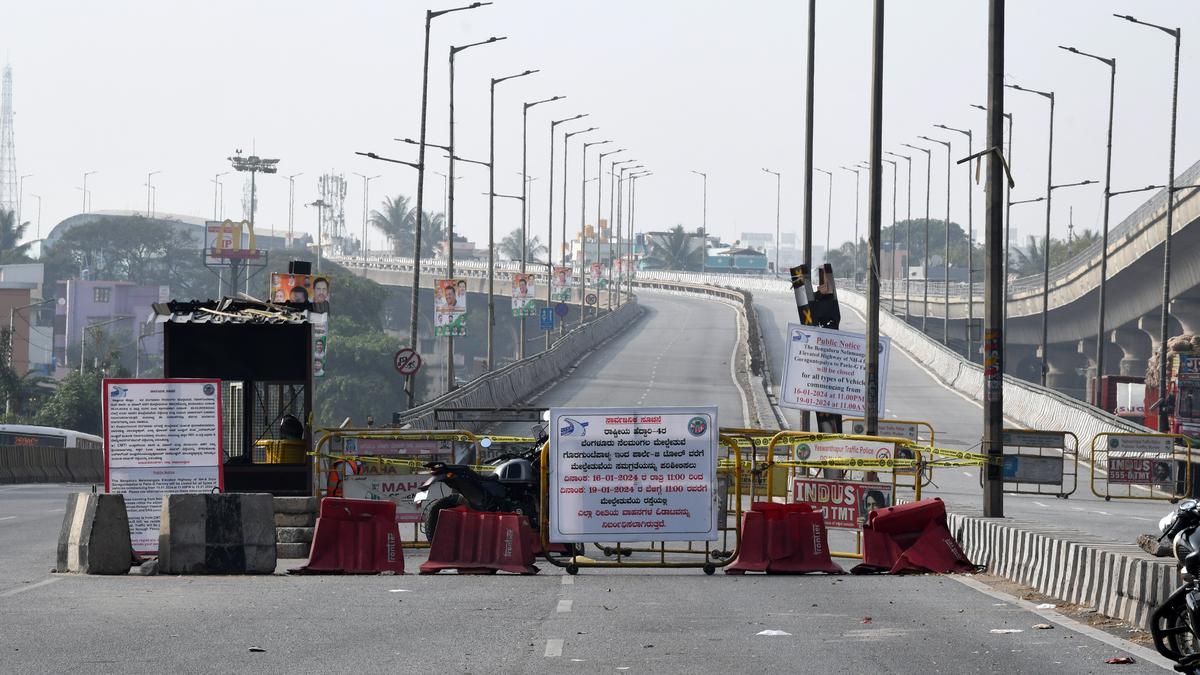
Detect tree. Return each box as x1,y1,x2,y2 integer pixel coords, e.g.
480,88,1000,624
36,371,104,435
371,194,446,257
0,209,32,264
499,227,547,263
642,225,704,271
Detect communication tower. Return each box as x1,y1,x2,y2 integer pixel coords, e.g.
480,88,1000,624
318,173,348,254
0,65,16,214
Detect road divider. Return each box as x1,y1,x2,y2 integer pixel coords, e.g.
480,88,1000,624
56,492,134,575
0,446,104,485
158,493,277,574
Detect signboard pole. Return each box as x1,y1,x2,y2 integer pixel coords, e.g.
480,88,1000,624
982,0,1006,518
864,0,885,437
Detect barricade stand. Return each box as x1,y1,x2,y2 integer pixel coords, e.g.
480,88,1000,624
843,418,937,491
849,497,977,575
982,429,1079,499
1090,432,1192,502
539,438,744,575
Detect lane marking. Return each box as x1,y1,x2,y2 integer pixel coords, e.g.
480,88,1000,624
0,516,16,521
962,471,972,477
561,576,574,585
544,639,564,657
556,599,573,613
1131,516,1155,522
1033,501,1049,508
0,578,59,599
951,575,1175,671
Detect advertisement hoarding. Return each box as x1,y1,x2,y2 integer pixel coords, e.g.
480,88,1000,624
792,478,893,529
434,278,468,336
511,273,536,317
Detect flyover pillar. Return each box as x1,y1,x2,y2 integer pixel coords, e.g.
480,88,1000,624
1043,343,1087,400
1170,296,1200,336
1110,327,1151,377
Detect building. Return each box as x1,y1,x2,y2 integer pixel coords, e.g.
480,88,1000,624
0,263,51,376
54,280,167,367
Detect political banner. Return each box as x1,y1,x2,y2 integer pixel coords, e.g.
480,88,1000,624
548,407,719,543
792,478,892,529
552,267,572,302
512,273,537,317
434,278,467,337
780,323,890,417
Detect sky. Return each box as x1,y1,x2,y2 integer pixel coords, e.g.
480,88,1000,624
4,0,1200,259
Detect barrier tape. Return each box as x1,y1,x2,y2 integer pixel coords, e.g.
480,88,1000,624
317,431,537,445
311,451,494,473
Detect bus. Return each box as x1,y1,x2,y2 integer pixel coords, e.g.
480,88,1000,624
0,424,102,449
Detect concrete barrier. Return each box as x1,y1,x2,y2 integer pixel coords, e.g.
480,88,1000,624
56,492,134,575
158,493,277,574
45,447,69,482
64,448,103,484
0,448,14,483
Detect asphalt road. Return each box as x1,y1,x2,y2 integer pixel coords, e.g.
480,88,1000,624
753,290,1171,545
1,486,1166,674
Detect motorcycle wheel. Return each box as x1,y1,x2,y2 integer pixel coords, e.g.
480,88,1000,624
422,494,465,542
1154,601,1200,661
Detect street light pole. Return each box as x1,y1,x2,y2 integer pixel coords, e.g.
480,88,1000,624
803,0,817,276
521,96,564,357
691,170,708,272
212,172,229,221
935,123,975,358
28,193,41,241
546,114,588,349
579,139,612,325
562,127,598,331
982,0,1006,518
1060,45,1116,405
882,158,898,314
82,171,96,213
864,0,885,435
901,143,932,333
1006,83,1055,385
285,172,302,249
815,169,832,263
612,161,639,306
17,174,31,227
839,166,864,282
1115,14,1181,432
352,173,380,271
145,170,161,218
886,152,913,319
597,148,625,316
762,168,782,275
919,135,952,346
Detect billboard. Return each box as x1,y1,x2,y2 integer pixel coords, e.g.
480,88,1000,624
552,267,572,302
205,220,262,266
435,278,467,336
512,273,536,317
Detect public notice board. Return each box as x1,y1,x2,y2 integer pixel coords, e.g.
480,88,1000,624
780,323,890,417
103,378,223,554
548,406,718,543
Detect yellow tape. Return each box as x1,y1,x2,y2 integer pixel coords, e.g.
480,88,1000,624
312,451,493,473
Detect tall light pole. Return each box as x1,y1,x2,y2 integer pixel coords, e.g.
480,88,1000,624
628,171,652,289
579,139,611,325
448,36,506,389
212,171,229,221
762,168,782,275
918,135,953,345
545,114,588,349
972,104,1014,338
353,173,380,270
17,174,31,227
145,170,161,218
562,128,598,277
864,0,885,435
612,161,640,306
596,147,625,317
1006,83,1055,385
691,170,708,272
521,95,565,357
1060,45,1116,405
285,172,302,249
802,0,817,276
27,193,41,241
881,158,898,314
485,69,538,370
228,151,279,294
815,168,832,263
982,0,1006,517
1115,14,1180,432
935,123,975,358
306,199,328,272
81,171,97,213
885,151,913,318
839,166,863,282
406,1,492,409
901,143,933,332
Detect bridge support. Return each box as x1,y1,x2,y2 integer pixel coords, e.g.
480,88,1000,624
1110,327,1151,377
1043,343,1087,401
1170,296,1200,336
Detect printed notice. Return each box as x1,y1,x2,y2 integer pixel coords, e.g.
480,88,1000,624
780,323,890,417
548,407,718,543
103,379,223,554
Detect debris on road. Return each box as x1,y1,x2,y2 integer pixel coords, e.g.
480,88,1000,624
1104,656,1135,664
989,629,1023,634
1032,623,1053,630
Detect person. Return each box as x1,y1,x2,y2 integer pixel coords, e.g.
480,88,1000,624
273,288,286,303
290,286,309,303
457,280,468,301
1154,461,1174,483
314,337,327,358
860,489,888,522
517,277,529,299
313,277,330,303
443,284,457,308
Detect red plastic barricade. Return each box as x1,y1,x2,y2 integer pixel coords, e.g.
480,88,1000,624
419,507,539,575
851,498,975,575
292,498,405,574
725,502,843,575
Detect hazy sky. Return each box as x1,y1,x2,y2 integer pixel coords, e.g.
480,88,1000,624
5,0,1200,259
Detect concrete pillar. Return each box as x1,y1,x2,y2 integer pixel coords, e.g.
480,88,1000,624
1006,343,1038,379
1110,327,1151,377
1170,296,1200,336
1077,338,1098,402
1044,343,1088,401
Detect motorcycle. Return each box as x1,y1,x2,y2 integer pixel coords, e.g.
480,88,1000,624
1150,498,1200,673
413,433,545,543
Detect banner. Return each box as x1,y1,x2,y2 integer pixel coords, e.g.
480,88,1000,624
1108,456,1177,486
204,220,261,266
342,475,425,523
792,478,892,529
511,273,537,317
552,267,572,302
103,378,223,554
792,437,894,463
548,406,719,543
270,272,331,306
434,278,467,337
780,323,890,417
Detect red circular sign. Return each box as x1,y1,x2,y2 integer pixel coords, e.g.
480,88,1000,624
394,348,421,376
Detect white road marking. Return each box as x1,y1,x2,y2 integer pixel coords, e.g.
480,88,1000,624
1032,502,1049,508
1131,516,1155,522
544,639,564,657
962,471,972,477
0,578,59,599
556,599,573,613
0,516,16,521
561,576,574,585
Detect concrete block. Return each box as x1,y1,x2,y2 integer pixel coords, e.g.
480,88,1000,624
275,512,316,527
159,493,277,574
273,496,318,515
56,492,133,575
276,527,314,544
0,447,14,483
277,542,312,559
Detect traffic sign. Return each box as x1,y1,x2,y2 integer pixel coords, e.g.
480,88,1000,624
585,293,598,306
554,302,569,318
393,348,422,376
539,307,555,330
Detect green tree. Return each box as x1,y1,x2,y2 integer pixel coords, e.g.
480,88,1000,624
642,225,704,271
371,194,446,257
499,227,546,263
36,371,103,435
0,209,32,264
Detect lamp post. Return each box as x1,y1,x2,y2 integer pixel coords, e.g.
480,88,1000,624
815,169,832,263
353,173,380,271
284,172,302,249
691,170,708,272
81,171,97,213
17,174,31,227
803,0,817,276
617,165,644,299
612,160,639,307
145,170,161,218
901,143,933,332
405,1,493,409
982,0,1005,517
762,168,782,275
306,199,328,273
918,135,953,345
27,193,41,241
628,171,652,287
520,96,564,357
448,36,506,389
864,0,885,435
839,166,863,283
228,152,279,292
935,123,975,358
562,128,598,274
971,104,1014,337
79,315,131,376
211,171,229,221
596,147,625,317
1059,45,1116,405
1115,14,1181,432
1006,82,1056,385
579,139,612,325
885,151,913,318
545,114,588,349
881,157,898,314
486,69,538,371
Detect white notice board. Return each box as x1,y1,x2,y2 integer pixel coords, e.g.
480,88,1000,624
548,406,718,543
780,323,890,417
103,379,223,554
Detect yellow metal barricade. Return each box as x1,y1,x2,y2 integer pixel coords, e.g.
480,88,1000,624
1090,432,1193,502
842,418,937,490
987,429,1079,498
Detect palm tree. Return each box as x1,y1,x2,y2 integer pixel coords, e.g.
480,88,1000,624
370,195,415,256
0,209,31,265
498,227,547,263
1011,235,1047,277
643,224,703,271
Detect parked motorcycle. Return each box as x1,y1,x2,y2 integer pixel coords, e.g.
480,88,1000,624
1150,498,1200,673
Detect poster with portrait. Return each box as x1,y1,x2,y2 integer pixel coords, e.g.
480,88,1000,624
511,273,536,317
551,267,572,302
271,273,331,308
435,278,467,337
